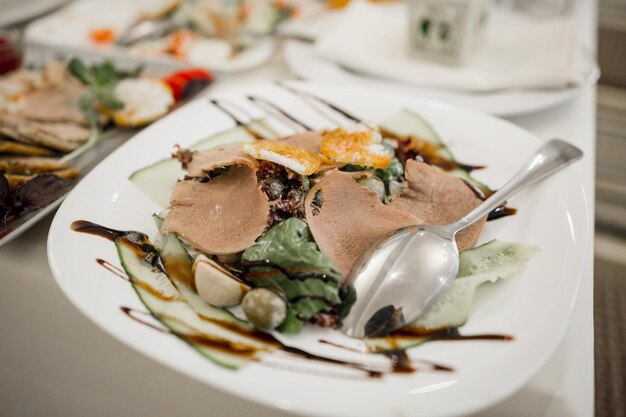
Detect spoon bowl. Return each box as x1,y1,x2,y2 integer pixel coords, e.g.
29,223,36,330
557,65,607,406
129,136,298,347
342,225,459,338
341,139,583,339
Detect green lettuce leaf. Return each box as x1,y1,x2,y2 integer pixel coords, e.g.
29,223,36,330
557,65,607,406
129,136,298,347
242,218,344,333
366,240,539,351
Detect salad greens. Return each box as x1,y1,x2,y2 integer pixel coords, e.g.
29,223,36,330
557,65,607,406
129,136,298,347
242,218,345,333
68,58,143,112
415,239,540,330
366,240,539,351
340,141,404,201
60,59,143,163
0,173,73,233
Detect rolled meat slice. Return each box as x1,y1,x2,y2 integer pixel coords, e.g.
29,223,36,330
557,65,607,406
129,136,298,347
305,169,420,278
186,143,258,177
163,165,270,255
389,160,486,251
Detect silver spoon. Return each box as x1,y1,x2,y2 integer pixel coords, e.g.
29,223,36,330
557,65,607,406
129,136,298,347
341,139,583,338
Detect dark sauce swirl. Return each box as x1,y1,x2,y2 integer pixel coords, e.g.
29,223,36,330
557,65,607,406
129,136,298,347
74,218,514,378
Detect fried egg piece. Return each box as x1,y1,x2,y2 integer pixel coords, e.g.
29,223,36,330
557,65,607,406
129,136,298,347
243,142,322,175
111,78,174,127
320,124,393,169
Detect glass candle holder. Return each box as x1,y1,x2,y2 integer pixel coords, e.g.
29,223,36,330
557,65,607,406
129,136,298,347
408,0,492,65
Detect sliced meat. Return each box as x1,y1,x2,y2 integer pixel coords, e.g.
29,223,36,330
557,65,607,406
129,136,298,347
8,60,90,126
163,165,269,255
42,60,77,87
277,131,323,154
0,113,90,152
305,169,420,278
0,139,55,156
0,157,70,175
12,86,89,126
186,143,258,177
0,69,43,105
389,160,486,251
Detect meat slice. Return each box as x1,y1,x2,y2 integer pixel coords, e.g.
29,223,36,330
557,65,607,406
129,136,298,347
0,113,90,152
389,160,486,251
0,157,70,175
13,86,88,126
162,166,269,255
305,169,420,278
0,139,55,156
186,143,258,177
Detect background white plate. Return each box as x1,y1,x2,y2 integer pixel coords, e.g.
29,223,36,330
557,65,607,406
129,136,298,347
47,82,589,417
24,0,275,74
0,0,68,27
283,40,599,117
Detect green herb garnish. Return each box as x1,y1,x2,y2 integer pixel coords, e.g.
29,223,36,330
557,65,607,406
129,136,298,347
61,58,143,163
340,141,404,201
68,58,143,110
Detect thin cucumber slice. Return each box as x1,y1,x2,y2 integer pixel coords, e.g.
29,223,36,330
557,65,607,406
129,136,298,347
116,237,277,369
129,158,184,209
129,126,257,208
380,108,454,161
449,168,492,197
154,227,252,327
245,119,282,140
366,240,539,351
416,239,538,329
381,108,493,195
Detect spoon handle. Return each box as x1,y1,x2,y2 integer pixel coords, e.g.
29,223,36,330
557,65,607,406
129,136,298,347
444,139,583,235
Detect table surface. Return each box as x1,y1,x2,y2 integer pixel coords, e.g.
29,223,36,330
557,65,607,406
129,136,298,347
0,1,596,416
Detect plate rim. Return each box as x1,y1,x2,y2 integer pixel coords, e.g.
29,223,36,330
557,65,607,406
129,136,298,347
283,39,600,118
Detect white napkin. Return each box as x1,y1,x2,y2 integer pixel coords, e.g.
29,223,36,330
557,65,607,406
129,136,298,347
313,1,591,93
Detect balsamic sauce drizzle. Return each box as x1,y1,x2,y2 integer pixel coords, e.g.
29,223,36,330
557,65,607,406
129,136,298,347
275,81,361,126
72,220,166,273
209,99,266,140
276,81,363,124
253,358,377,381
96,258,128,281
317,340,452,374
208,99,247,126
389,326,514,342
488,206,518,221
241,259,338,283
247,95,313,132
278,345,383,378
120,306,169,333
79,221,515,378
